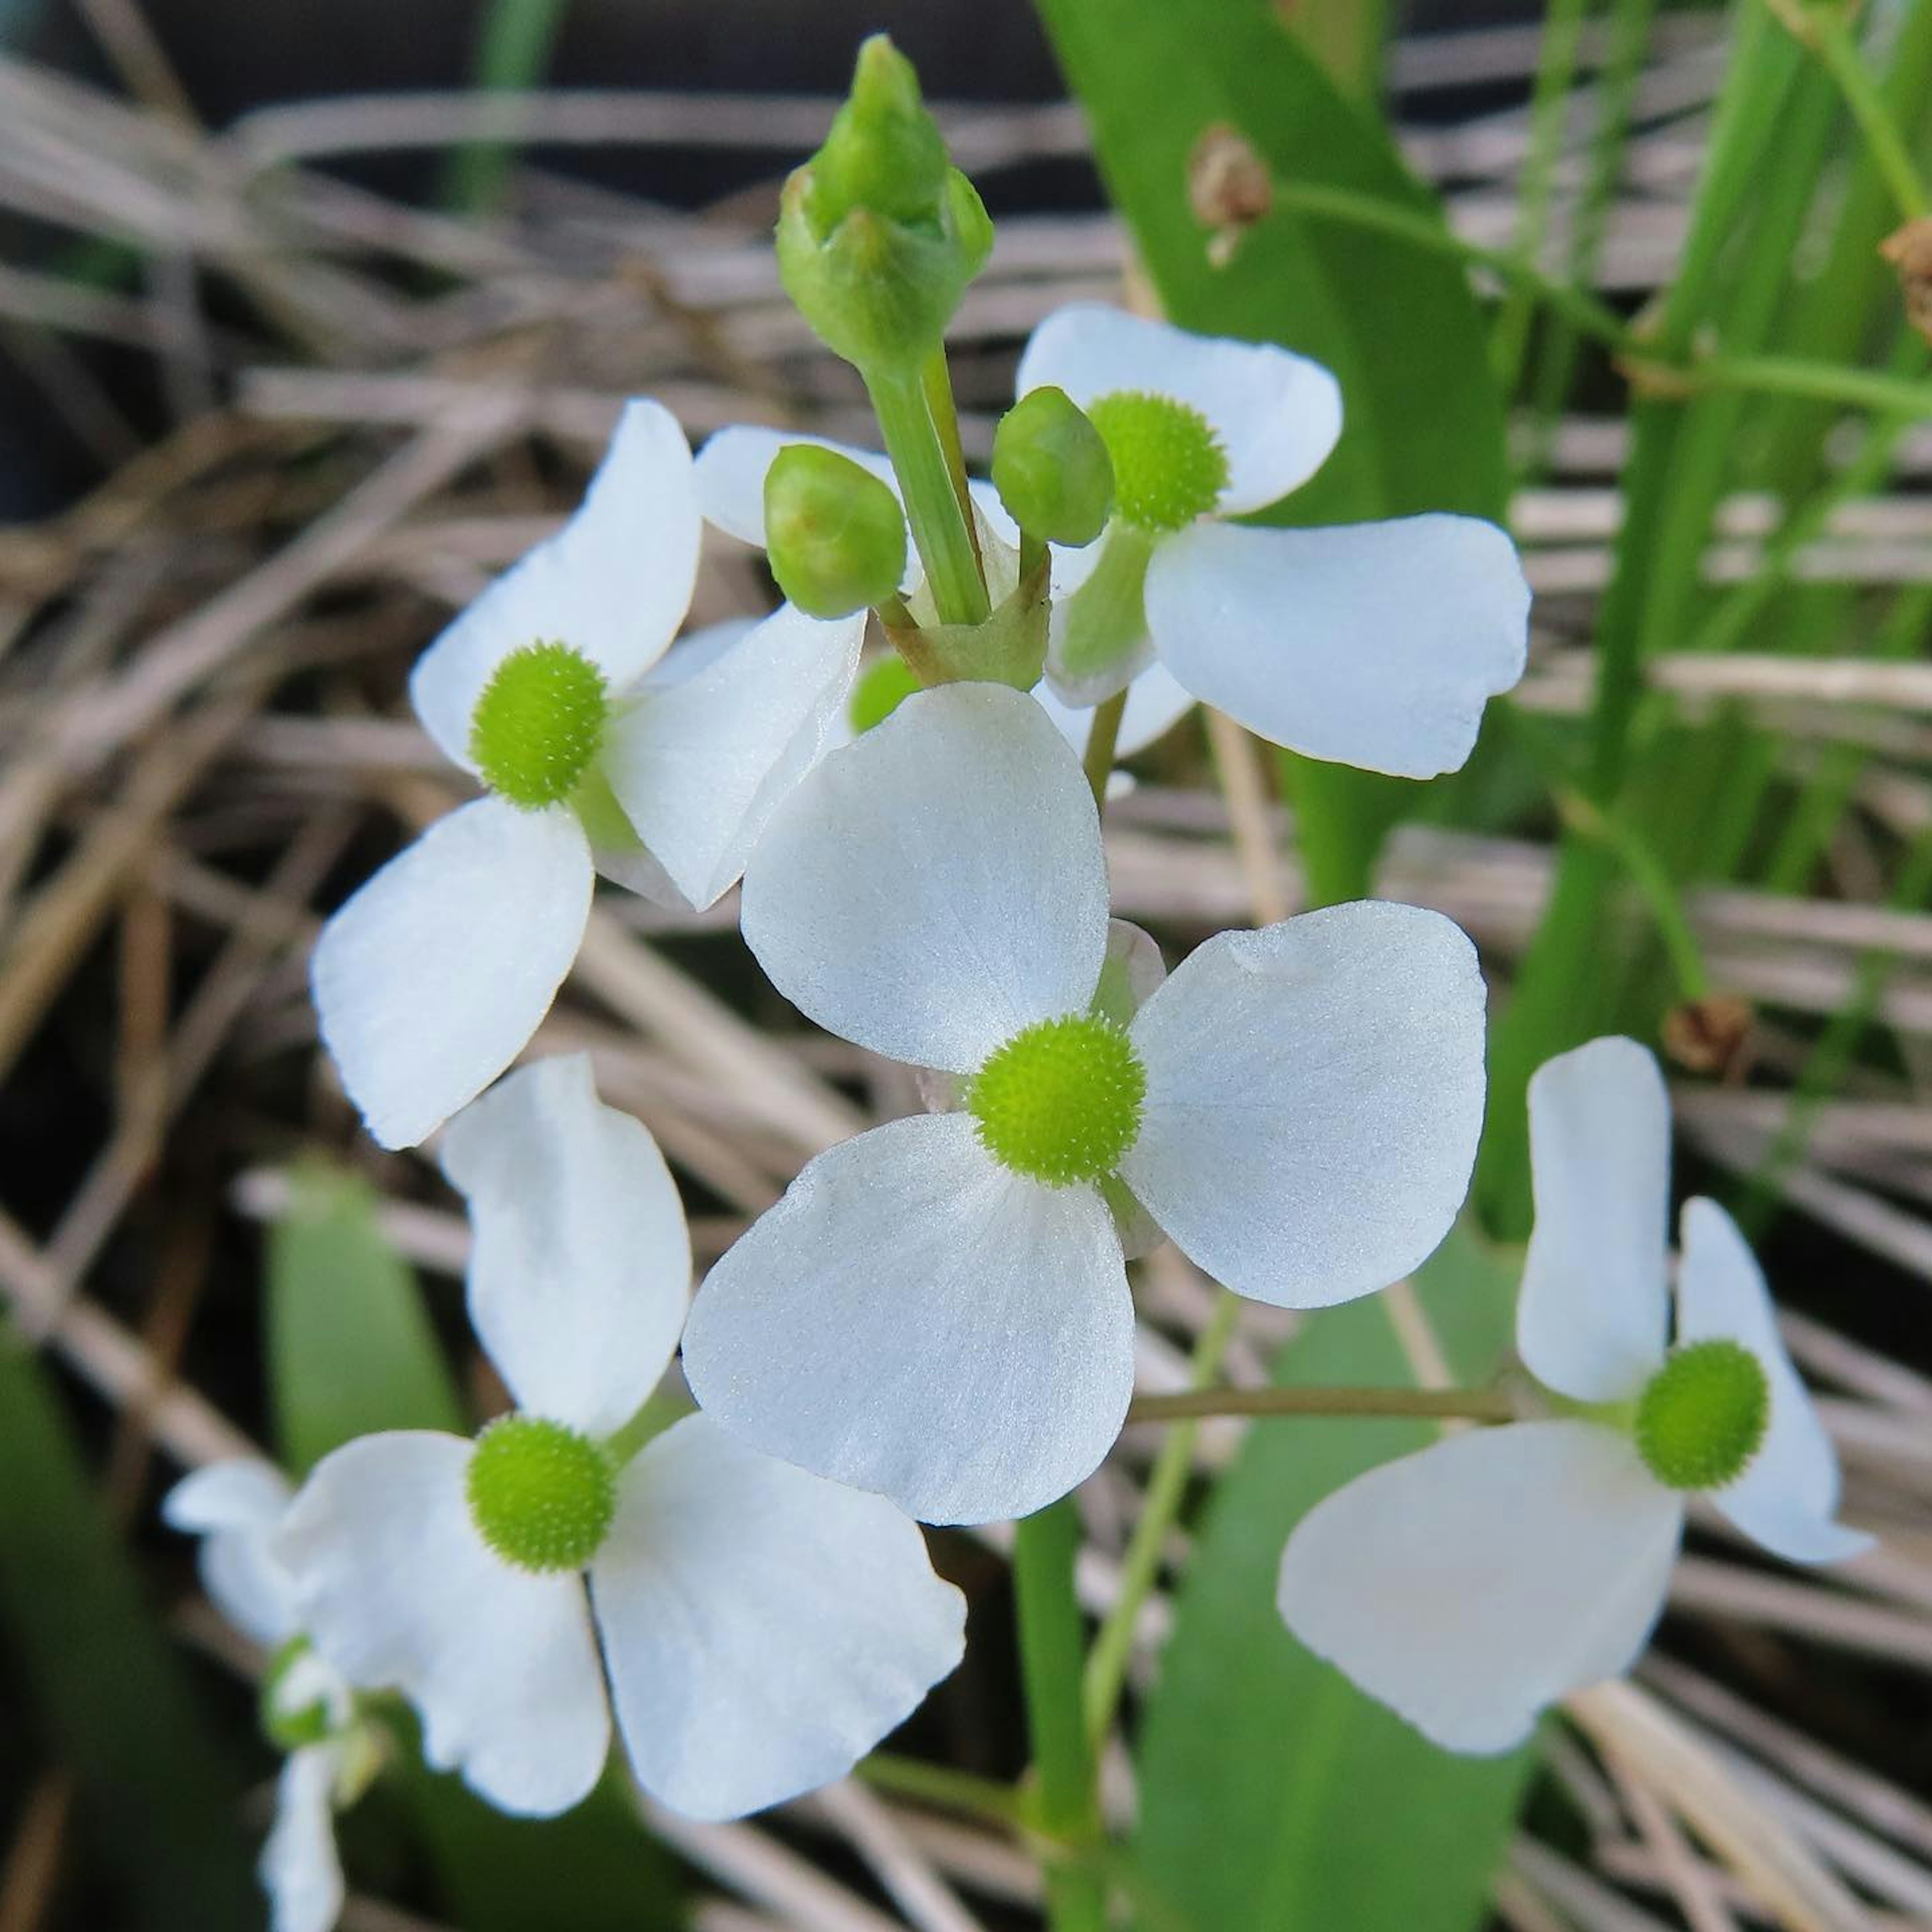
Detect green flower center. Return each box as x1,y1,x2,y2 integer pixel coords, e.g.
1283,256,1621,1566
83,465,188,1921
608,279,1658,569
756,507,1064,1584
1634,1339,1770,1492
968,1013,1146,1186
468,642,609,809
1084,391,1229,533
465,1415,616,1573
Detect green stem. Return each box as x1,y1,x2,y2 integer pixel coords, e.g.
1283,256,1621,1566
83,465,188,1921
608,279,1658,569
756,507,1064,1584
867,364,990,626
1012,1500,1106,1932
1808,6,1930,219
1082,1291,1240,1747
1556,789,1710,1000
1081,691,1128,809
856,1752,1035,1830
442,0,571,215
1125,1382,1517,1425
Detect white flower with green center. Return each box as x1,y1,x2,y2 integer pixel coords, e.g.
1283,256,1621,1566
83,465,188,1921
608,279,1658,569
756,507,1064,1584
165,1461,370,1932
1016,304,1531,777
680,682,1488,1525
313,400,865,1150
272,1055,964,1821
1277,1036,1872,1754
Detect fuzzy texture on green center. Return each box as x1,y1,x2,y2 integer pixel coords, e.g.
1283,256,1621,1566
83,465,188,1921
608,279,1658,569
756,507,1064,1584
468,642,609,809
1084,391,1229,533
967,1013,1146,1186
465,1414,616,1572
1634,1338,1770,1491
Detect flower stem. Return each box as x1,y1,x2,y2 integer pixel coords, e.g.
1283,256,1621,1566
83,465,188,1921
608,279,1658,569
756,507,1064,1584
1083,1289,1241,1746
867,363,990,627
1011,1499,1106,1932
856,1751,1036,1830
1802,4,1929,220
1125,1382,1517,1425
1080,690,1127,810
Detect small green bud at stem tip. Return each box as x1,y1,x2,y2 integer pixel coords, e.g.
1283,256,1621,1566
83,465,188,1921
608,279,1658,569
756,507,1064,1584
764,444,908,618
993,386,1115,548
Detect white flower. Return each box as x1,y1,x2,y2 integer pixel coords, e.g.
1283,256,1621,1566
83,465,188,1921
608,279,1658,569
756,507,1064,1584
273,1054,965,1822
313,401,864,1149
165,1461,357,1932
1276,1036,1872,1755
680,682,1488,1525
1015,304,1531,777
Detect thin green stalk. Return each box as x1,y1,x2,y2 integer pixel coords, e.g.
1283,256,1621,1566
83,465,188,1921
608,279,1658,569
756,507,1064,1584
857,1752,1035,1830
1556,790,1710,1000
442,0,572,214
868,364,991,626
1125,1381,1518,1425
1012,1500,1106,1932
1810,6,1930,219
1082,1290,1240,1746
1081,691,1127,809
921,346,978,536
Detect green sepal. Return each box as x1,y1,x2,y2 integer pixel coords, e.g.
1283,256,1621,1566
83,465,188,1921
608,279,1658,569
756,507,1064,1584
884,551,1050,691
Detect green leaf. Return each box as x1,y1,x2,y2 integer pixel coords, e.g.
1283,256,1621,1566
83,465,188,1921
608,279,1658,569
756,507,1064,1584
267,1159,463,1472
1131,1226,1537,1932
0,1331,257,1932
1035,0,1510,904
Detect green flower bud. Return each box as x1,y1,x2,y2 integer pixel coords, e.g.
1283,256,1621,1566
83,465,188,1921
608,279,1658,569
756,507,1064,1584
764,444,908,618
776,36,993,375
992,386,1115,547
847,653,923,734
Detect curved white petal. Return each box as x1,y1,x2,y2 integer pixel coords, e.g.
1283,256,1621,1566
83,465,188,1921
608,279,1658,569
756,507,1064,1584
1036,659,1196,761
1278,1419,1683,1754
411,401,699,766
694,425,898,549
165,1461,297,1648
1016,304,1342,514
740,683,1110,1073
277,1433,609,1817
593,1414,965,1819
1676,1199,1873,1564
641,616,756,690
603,605,864,911
1519,1037,1672,1404
440,1054,690,1437
311,798,594,1150
1120,904,1486,1308
682,1112,1133,1525
1145,517,1530,778
262,1744,345,1932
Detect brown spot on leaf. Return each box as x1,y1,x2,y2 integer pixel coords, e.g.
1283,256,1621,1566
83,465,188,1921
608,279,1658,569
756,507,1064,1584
1188,123,1272,268
1881,217,1932,346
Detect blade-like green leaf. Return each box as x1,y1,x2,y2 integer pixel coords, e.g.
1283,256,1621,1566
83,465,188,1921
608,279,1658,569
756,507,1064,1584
0,1332,257,1932
1131,1227,1536,1932
267,1159,463,1472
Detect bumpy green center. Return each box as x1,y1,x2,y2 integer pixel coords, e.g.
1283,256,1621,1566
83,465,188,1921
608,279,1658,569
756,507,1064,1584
1634,1339,1770,1491
465,1415,616,1572
468,642,609,809
968,1013,1147,1186
1084,391,1229,533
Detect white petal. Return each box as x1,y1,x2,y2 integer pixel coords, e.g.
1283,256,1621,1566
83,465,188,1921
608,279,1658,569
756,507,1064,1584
277,1433,609,1817
411,401,699,766
593,1414,965,1819
1016,304,1342,514
1035,660,1196,761
1144,517,1530,778
1518,1037,1672,1403
440,1054,690,1436
1120,904,1486,1308
602,605,864,911
642,617,756,690
311,798,593,1150
694,425,897,549
165,1461,297,1648
1278,1420,1683,1754
1676,1199,1873,1564
262,1744,346,1932
682,1112,1133,1525
740,682,1110,1073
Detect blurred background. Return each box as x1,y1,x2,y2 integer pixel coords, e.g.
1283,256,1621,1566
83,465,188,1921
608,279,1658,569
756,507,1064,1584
3,0,1931,1928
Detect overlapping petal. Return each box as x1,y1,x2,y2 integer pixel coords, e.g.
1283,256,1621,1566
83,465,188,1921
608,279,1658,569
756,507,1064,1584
1517,1037,1672,1403
1143,516,1530,778
311,798,594,1150
277,1433,609,1817
164,1460,297,1648
262,1745,346,1932
593,1415,965,1819
1278,1420,1683,1753
740,683,1110,1074
1676,1198,1872,1565
440,1055,689,1438
682,1112,1135,1524
1120,904,1487,1308
411,401,699,767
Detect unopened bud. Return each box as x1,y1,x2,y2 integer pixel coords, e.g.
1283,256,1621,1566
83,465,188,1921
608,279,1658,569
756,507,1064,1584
992,386,1115,548
765,444,908,618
